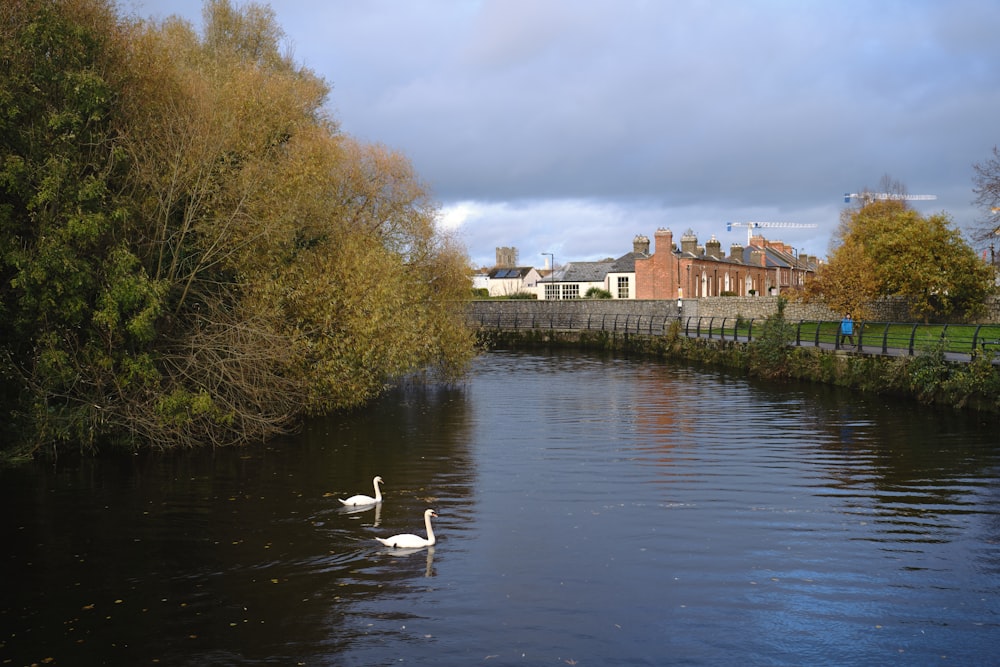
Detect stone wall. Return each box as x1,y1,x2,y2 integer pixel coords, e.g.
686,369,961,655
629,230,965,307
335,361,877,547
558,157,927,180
682,296,838,321
470,299,677,322
857,296,1000,323
469,296,1000,325
984,296,1000,323
468,297,832,325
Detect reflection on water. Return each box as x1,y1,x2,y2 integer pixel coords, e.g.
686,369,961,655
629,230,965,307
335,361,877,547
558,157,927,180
1,350,999,665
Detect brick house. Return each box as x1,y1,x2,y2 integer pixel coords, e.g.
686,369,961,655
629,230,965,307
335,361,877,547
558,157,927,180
635,228,816,299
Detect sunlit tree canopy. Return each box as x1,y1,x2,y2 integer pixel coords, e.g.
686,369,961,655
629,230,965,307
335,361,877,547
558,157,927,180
804,196,994,322
0,0,474,457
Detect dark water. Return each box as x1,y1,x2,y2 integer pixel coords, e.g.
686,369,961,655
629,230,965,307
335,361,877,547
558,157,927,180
2,350,999,666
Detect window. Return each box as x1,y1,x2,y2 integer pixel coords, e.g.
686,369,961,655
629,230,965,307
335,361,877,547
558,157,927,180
617,276,630,299
544,283,560,300
561,284,579,299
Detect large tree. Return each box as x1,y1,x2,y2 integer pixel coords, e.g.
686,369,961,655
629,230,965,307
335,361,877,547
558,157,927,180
972,146,1000,247
806,196,994,322
0,0,474,457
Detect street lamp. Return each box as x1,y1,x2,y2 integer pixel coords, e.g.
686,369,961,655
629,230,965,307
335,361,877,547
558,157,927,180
542,252,554,300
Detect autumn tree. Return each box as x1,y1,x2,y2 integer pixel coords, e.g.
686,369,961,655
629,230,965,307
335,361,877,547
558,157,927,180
802,235,879,320
0,0,474,457
806,195,994,322
118,0,473,446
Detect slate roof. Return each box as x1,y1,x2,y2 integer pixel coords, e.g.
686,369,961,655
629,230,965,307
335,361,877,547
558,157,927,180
609,250,649,273
556,261,614,283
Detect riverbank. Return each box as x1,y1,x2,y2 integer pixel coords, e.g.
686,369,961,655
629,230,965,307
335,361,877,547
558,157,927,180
476,321,1000,416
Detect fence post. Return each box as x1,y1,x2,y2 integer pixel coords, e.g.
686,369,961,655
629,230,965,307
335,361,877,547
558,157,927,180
972,324,984,355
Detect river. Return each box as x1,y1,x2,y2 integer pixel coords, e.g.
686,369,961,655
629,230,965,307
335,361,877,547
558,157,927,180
2,350,999,666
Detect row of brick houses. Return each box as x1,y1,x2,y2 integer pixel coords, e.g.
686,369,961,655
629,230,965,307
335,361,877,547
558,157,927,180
477,229,819,300
634,228,819,300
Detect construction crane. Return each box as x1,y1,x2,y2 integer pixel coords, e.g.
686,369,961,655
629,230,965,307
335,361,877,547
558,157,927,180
725,221,818,246
843,192,937,205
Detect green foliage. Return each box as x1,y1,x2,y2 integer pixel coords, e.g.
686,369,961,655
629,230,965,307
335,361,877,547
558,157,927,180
899,338,1000,409
0,0,476,458
749,297,795,379
811,198,995,321
904,339,951,402
584,287,613,299
503,292,537,300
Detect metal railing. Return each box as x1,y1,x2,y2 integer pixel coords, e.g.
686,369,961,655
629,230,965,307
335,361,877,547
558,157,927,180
468,311,1000,363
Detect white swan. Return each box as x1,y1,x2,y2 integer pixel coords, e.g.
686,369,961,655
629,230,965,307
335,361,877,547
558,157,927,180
375,509,438,549
338,476,384,506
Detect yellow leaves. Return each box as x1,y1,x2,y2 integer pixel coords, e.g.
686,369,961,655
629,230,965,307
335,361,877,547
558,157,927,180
815,195,993,321
4,0,474,452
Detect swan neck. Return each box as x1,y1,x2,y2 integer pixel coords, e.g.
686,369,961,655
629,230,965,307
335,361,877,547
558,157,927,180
373,478,382,502
425,513,436,545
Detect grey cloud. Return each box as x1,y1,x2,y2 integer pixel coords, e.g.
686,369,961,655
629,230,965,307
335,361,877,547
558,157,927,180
134,0,1000,267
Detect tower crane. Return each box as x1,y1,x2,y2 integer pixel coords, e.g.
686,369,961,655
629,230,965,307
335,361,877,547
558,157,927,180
725,221,818,246
843,192,937,205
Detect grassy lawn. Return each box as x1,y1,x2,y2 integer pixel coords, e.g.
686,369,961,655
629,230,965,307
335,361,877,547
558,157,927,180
691,318,1000,355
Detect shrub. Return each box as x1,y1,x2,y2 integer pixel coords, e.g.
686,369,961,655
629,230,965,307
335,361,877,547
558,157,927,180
584,287,613,299
749,297,795,379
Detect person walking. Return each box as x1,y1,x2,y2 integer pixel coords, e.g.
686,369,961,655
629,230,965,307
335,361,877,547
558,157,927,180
840,314,855,347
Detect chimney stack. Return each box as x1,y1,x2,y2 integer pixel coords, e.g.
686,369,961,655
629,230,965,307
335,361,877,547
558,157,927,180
633,234,650,255
705,235,722,259
681,229,698,254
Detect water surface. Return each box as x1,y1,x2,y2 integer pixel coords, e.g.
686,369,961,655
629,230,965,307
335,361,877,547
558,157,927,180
2,350,999,665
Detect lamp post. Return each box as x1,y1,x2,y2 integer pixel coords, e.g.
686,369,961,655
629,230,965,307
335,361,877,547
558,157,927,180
542,252,554,300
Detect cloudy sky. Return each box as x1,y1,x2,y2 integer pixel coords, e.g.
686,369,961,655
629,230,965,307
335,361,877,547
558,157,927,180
128,0,1000,269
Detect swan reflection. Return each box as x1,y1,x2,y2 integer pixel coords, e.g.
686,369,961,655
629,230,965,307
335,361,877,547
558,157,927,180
379,545,436,577
337,501,382,526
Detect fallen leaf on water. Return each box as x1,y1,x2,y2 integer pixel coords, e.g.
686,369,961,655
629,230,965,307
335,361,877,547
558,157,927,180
82,604,95,611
